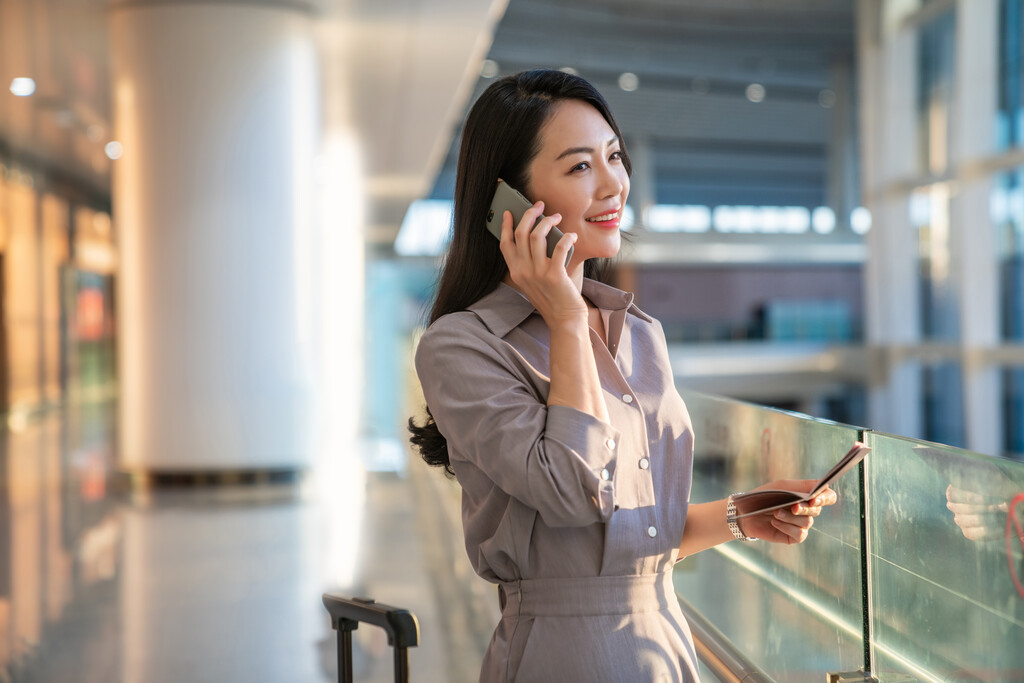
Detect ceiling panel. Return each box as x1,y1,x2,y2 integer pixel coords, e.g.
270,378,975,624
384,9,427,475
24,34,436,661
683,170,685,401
0,0,858,253
420,0,858,250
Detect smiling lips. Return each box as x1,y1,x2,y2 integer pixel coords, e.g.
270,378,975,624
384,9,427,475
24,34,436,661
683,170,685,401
585,209,621,226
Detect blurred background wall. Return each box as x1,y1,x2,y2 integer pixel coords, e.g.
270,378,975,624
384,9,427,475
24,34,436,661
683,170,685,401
0,0,1023,679
3,0,1022,470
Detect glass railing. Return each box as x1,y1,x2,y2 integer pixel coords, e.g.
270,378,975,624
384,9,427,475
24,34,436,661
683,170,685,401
866,434,1024,682
674,389,1024,683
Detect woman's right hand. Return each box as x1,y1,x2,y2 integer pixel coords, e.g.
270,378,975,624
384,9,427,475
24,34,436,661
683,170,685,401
498,201,586,324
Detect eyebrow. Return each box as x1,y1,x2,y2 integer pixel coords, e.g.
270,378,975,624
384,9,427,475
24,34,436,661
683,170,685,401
554,136,620,161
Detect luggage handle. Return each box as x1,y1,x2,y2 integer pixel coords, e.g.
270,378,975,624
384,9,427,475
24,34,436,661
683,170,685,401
322,594,420,683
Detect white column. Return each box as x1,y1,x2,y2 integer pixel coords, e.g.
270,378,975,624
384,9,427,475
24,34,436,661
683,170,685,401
826,61,858,233
952,0,1002,455
111,1,319,471
858,1,925,438
626,134,656,231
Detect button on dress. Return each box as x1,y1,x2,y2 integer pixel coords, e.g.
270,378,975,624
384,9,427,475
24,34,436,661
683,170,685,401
415,279,699,683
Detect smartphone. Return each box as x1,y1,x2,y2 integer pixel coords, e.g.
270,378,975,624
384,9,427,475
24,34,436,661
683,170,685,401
486,180,573,266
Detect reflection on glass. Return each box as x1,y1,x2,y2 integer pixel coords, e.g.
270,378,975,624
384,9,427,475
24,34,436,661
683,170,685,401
674,390,866,682
866,434,1024,681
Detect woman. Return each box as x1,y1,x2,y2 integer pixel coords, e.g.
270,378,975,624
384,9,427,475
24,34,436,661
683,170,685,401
408,69,836,682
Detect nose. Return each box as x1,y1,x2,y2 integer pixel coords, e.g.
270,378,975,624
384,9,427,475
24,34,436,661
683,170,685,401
597,162,625,199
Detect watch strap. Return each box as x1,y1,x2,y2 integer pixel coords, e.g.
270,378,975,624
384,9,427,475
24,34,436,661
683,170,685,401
727,494,758,541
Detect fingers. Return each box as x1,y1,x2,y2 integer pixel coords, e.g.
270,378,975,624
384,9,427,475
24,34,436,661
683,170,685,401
946,484,1008,510
498,208,516,258
816,487,839,507
946,484,991,505
951,512,991,529
552,230,578,264
529,214,562,262
945,484,1009,542
771,509,814,544
498,201,544,258
788,488,837,517
502,201,565,268
515,201,546,258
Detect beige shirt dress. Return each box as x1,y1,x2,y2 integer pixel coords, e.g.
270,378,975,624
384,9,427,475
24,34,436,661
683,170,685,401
415,278,700,683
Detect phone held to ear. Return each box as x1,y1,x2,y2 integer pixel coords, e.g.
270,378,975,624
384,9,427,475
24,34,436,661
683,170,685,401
486,180,573,266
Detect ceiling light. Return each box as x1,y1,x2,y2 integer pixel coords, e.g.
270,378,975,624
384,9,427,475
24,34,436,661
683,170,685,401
480,59,499,78
645,204,711,233
10,77,36,97
812,206,836,234
559,67,578,75
782,207,810,233
104,141,123,160
819,89,837,108
745,83,765,103
850,207,872,235
618,72,639,92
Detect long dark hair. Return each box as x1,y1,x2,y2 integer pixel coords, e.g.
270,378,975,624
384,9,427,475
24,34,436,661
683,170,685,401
408,69,631,476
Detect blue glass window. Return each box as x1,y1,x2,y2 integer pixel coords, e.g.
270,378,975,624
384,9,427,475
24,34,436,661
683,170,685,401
993,167,1024,455
999,0,1024,149
992,169,1024,339
923,363,966,448
917,11,956,175
913,185,959,341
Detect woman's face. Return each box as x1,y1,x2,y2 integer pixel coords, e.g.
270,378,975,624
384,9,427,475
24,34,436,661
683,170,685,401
524,99,630,273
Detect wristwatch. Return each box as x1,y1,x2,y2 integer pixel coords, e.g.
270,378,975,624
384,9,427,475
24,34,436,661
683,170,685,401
726,494,758,541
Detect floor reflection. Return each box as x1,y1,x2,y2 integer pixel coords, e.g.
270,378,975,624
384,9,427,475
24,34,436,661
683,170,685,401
0,401,490,683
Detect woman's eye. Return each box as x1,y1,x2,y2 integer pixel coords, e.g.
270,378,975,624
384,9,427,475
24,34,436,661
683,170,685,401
610,150,623,161
570,162,590,173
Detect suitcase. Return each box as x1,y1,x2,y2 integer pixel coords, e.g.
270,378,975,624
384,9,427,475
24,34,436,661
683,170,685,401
322,594,420,683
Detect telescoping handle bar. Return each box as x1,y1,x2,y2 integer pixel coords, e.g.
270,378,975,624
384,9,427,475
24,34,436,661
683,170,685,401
322,594,420,683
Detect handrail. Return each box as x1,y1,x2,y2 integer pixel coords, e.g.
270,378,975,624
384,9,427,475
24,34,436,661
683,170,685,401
676,593,776,683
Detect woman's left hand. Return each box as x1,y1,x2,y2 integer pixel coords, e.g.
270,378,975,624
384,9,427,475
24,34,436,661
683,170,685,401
736,479,838,545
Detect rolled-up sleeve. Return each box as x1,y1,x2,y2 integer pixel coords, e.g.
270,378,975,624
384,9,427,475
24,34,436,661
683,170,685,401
416,317,619,527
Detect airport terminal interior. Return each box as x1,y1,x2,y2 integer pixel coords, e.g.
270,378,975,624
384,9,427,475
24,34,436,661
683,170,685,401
1,0,1024,681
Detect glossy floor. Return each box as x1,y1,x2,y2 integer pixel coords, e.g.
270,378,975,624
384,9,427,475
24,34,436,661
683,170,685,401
0,401,494,683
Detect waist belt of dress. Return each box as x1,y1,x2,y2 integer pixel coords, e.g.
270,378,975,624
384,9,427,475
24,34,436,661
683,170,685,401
498,569,677,618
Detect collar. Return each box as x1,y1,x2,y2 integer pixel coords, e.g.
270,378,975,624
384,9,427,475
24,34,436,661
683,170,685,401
467,277,652,338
